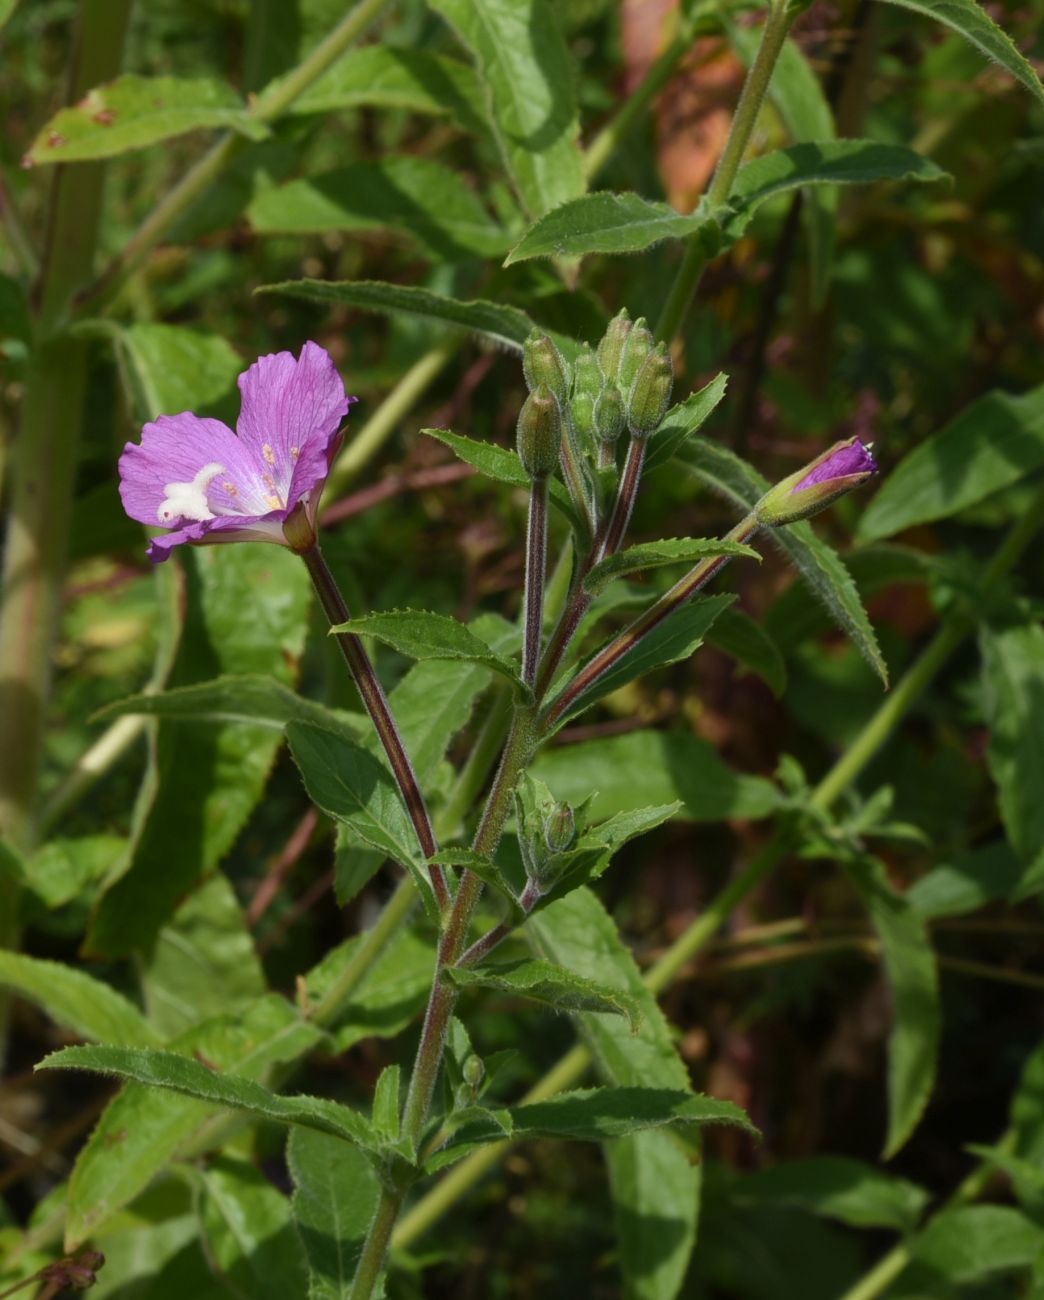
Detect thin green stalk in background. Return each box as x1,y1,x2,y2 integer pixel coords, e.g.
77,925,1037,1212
393,494,1044,1248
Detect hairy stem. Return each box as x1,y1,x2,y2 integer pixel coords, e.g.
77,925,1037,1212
347,1185,402,1300
301,545,448,913
522,481,549,688
598,436,647,560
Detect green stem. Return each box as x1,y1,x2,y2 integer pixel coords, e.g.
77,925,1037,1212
74,0,392,318
347,1185,402,1300
654,1,794,344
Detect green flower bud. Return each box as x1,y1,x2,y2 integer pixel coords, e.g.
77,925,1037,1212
572,343,604,403
593,386,626,446
597,308,632,382
626,342,673,438
543,801,576,854
755,437,878,526
516,384,562,480
617,316,653,393
462,1053,485,1090
571,392,596,447
523,330,569,405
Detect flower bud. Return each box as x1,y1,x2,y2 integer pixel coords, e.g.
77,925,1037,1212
593,386,625,446
523,330,569,405
543,801,576,854
572,343,603,403
516,384,562,480
462,1053,485,1090
617,317,654,393
755,437,878,526
597,308,632,382
626,342,673,438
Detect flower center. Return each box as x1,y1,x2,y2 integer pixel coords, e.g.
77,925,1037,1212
157,463,224,524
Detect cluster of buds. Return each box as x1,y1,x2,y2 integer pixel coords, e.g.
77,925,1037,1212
516,791,578,894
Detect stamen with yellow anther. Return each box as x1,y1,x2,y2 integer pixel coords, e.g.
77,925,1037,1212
262,443,276,465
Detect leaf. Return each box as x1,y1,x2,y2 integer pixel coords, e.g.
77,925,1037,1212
286,721,426,887
428,0,584,219
0,0,19,34
39,1044,379,1149
504,191,714,265
545,593,736,726
259,279,536,352
428,1086,755,1171
371,1066,402,1143
87,546,311,957
332,610,523,692
529,889,703,1299
980,619,1044,864
24,74,266,165
19,834,124,910
725,140,948,238
857,382,1044,542
532,729,782,824
199,1156,309,1300
114,322,242,423
843,856,940,1159
289,45,486,133
583,538,759,594
536,804,683,908
678,437,888,684
248,157,511,259
0,952,159,1047
706,608,787,698
907,841,1027,918
444,959,642,1029
423,428,583,531
287,1128,383,1300
734,1156,929,1232
909,1205,1044,1283
63,996,323,1246
644,373,729,472
874,0,1044,111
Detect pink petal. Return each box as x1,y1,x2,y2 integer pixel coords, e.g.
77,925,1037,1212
145,513,288,563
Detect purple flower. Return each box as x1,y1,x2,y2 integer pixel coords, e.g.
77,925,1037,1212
792,438,877,491
119,341,354,563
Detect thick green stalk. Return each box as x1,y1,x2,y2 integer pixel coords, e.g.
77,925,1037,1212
654,1,794,344
347,1185,402,1300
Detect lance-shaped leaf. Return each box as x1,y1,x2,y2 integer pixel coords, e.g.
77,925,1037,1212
39,1045,380,1151
427,1086,756,1172
875,0,1044,111
423,428,584,532
504,191,715,264
584,537,759,594
24,74,267,165
0,952,160,1048
644,372,729,471
724,140,948,239
259,279,538,353
247,157,511,259
706,608,787,698
733,1155,929,1232
428,0,584,219
331,610,524,693
288,46,486,133
908,1205,1044,1284
678,437,888,685
444,959,642,1030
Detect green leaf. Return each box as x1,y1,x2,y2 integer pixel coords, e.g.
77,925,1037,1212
706,608,787,697
199,1156,309,1300
734,1156,929,1232
857,382,1044,542
247,157,511,259
24,74,266,165
909,1205,1044,1283
39,1044,379,1149
286,721,426,888
289,45,485,133
537,804,683,908
874,0,1044,110
332,610,524,692
444,958,642,1029
725,141,948,238
259,279,536,352
532,729,782,824
87,546,311,957
0,951,159,1047
583,538,759,594
371,1065,402,1143
423,427,583,531
0,0,19,34
19,833,124,910
63,996,323,1246
907,841,1028,918
545,593,736,726
429,1086,755,1171
843,856,940,1159
504,191,714,265
529,889,703,1299
428,0,584,219
113,321,242,421
644,373,729,472
287,1128,383,1300
678,437,888,685
980,619,1044,864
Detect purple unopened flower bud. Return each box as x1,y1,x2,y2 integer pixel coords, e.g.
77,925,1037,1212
523,330,569,405
755,437,878,526
516,384,562,480
597,308,632,382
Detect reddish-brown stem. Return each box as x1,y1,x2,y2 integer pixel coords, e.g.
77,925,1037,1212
320,463,473,527
599,437,646,561
522,480,549,688
300,545,449,913
246,807,319,927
